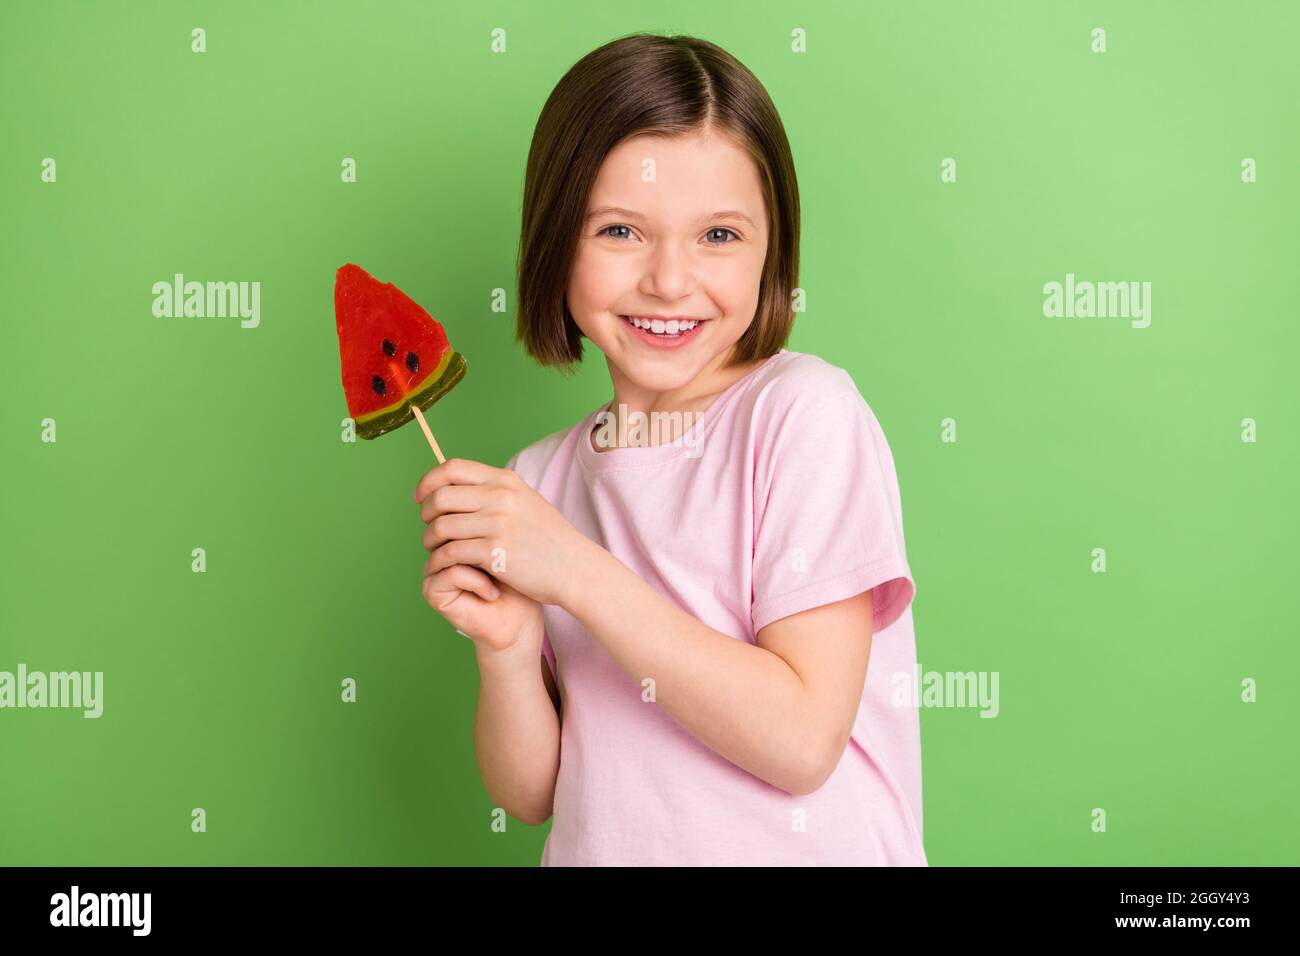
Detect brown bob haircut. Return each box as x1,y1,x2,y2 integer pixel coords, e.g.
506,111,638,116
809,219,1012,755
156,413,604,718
516,32,801,372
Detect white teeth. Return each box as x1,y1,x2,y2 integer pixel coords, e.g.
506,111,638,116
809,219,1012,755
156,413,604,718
625,316,700,335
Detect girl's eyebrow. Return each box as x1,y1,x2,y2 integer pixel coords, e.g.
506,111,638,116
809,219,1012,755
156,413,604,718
585,205,757,228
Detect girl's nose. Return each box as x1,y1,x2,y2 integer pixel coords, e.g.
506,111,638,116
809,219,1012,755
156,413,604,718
639,242,694,300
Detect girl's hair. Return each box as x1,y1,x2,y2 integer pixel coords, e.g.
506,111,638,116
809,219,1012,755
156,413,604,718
516,32,800,372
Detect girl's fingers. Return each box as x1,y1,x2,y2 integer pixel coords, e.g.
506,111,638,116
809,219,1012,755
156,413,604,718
412,458,499,503
418,483,486,524
425,538,493,578
424,564,500,605
421,511,495,554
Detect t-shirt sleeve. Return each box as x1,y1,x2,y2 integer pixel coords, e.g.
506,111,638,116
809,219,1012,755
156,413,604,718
750,387,915,636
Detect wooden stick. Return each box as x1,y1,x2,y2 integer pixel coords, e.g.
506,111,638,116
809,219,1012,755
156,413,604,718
410,403,445,463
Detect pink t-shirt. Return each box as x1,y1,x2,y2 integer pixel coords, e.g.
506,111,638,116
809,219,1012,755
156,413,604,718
505,349,926,866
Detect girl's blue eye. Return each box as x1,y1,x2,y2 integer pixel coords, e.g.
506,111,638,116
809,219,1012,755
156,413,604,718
597,225,741,244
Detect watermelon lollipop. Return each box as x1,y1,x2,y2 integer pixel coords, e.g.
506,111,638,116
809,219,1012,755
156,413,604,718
334,263,466,445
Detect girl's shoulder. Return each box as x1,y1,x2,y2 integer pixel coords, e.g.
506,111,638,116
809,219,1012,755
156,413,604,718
738,351,897,467
747,349,871,418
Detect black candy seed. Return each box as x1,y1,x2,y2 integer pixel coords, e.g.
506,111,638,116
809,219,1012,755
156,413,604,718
406,351,419,373
371,375,386,396
381,339,396,356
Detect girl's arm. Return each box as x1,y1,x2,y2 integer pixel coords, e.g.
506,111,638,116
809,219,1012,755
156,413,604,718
471,615,561,826
559,539,873,796
414,458,874,798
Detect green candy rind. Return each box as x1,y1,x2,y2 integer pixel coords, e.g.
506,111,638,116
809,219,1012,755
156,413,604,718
356,351,467,440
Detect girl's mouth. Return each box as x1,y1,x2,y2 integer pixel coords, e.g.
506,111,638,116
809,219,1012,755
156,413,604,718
619,314,708,350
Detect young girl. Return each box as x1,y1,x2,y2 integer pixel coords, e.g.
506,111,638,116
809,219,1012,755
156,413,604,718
412,33,926,866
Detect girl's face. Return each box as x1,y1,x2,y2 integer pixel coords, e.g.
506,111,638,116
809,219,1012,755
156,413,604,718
566,127,769,397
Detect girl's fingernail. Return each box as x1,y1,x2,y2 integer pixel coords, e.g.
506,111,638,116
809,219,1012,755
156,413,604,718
488,587,501,599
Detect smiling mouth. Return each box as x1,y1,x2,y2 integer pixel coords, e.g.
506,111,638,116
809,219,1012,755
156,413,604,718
619,314,709,339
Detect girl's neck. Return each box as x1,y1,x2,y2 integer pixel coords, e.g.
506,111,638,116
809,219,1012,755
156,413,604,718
590,350,767,452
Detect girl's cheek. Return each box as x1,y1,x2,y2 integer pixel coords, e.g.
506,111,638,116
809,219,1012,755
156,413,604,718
709,259,762,307
591,260,639,300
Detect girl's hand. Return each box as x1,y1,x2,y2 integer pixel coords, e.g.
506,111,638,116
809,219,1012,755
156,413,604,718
420,562,544,663
412,458,594,608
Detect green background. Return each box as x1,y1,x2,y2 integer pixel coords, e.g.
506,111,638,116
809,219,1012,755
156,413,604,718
1,0,1296,865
